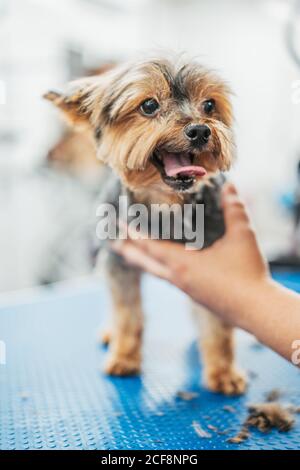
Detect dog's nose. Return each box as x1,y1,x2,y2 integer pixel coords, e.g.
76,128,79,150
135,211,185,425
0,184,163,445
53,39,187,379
184,124,211,146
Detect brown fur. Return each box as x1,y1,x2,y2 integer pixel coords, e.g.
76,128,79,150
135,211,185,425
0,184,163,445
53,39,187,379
47,129,101,177
45,55,246,395
44,57,234,192
228,402,295,444
195,306,246,395
104,258,143,375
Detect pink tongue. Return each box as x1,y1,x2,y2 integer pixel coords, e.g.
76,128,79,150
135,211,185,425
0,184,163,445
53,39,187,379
162,153,207,178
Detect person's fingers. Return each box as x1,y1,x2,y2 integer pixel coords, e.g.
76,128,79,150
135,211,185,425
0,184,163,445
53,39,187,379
221,183,251,235
118,220,171,262
111,240,173,280
222,182,238,198
123,226,184,266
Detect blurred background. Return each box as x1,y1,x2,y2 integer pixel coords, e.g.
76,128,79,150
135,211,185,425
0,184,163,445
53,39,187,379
0,0,300,293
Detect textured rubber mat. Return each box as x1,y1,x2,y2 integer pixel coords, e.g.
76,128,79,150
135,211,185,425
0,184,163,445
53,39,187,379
0,273,300,450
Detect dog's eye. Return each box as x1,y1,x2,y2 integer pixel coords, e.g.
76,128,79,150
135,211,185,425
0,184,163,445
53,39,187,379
140,98,160,116
203,99,215,114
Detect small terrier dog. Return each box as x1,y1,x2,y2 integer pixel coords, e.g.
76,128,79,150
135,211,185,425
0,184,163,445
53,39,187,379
45,56,246,395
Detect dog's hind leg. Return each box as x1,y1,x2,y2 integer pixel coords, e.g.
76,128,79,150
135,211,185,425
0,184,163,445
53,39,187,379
104,253,143,376
194,304,247,395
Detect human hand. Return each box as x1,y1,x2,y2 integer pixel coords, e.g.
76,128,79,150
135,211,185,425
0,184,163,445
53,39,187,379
111,183,269,328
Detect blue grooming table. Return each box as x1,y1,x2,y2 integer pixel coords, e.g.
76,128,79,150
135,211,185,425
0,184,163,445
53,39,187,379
0,272,300,450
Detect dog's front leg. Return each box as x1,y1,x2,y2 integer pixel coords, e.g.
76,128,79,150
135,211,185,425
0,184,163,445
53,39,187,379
194,304,247,395
104,253,143,376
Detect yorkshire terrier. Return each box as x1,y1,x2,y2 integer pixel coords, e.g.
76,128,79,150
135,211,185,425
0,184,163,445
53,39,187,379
45,56,246,395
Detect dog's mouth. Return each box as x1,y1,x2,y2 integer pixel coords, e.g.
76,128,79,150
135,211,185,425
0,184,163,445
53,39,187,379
151,149,207,191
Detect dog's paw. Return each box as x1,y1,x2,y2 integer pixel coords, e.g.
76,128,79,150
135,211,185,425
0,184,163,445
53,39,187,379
104,355,141,376
205,367,247,396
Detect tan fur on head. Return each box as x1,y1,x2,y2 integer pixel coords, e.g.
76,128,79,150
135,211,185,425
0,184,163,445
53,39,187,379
44,56,235,194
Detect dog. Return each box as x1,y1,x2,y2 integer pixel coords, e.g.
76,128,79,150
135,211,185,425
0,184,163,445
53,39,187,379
45,55,246,395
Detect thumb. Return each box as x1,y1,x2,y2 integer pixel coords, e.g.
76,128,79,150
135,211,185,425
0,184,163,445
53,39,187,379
221,183,251,235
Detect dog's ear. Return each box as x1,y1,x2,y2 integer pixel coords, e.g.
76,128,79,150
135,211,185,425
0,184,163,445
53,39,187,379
43,77,100,127
44,64,122,128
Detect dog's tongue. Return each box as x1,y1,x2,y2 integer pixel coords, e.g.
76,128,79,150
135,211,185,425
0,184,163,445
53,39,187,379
162,152,207,178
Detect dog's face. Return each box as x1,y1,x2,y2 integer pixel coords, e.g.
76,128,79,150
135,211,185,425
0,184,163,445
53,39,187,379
45,58,235,193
